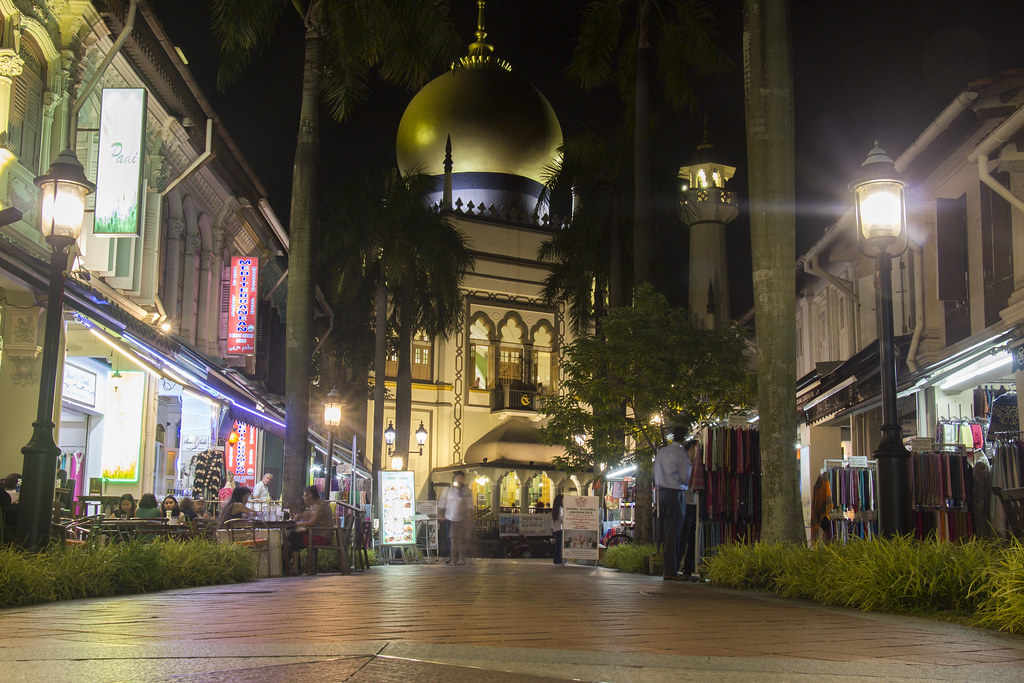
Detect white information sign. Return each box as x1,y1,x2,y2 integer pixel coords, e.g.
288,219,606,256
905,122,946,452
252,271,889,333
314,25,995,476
379,471,416,545
499,513,551,537
562,495,600,561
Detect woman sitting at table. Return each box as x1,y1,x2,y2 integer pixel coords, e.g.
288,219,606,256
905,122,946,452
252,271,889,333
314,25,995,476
217,486,256,527
282,486,334,575
161,495,185,522
111,493,136,519
135,493,161,519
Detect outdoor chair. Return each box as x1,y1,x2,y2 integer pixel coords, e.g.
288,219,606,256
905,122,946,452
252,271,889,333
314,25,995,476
305,506,353,576
995,487,1024,538
223,518,271,572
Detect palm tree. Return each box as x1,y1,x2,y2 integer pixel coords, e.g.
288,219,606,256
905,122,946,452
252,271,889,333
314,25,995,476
321,170,471,480
743,0,803,543
568,0,727,291
210,0,458,507
539,131,634,334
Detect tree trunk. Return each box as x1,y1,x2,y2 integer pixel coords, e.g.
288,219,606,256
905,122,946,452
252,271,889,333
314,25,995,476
632,0,653,291
394,301,413,470
743,0,804,544
371,273,387,500
609,199,626,309
282,20,323,509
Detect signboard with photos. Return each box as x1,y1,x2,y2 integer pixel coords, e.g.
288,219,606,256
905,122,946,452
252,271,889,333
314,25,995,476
562,495,600,561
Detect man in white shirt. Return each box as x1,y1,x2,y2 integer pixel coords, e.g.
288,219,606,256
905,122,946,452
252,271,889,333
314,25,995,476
252,473,273,501
654,427,693,581
439,471,471,565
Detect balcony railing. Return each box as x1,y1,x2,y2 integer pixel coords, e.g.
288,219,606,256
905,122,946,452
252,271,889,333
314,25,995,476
490,384,540,412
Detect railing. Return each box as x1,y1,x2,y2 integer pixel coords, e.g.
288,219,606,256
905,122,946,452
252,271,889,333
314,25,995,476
490,385,539,412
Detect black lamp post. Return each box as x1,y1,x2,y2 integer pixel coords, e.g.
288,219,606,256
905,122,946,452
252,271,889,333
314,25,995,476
384,421,399,470
19,148,95,550
852,142,912,536
415,421,428,457
323,387,342,498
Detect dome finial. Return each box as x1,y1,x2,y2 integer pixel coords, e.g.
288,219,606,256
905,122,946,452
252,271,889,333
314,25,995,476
467,1,494,57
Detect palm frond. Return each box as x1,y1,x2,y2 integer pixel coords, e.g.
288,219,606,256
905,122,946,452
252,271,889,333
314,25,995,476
567,0,626,89
210,0,288,90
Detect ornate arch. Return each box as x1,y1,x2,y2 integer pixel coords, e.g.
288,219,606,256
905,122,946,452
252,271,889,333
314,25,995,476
496,311,527,344
467,310,496,341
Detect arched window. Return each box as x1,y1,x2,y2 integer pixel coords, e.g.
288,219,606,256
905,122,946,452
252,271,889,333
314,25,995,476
532,324,555,393
497,316,524,386
469,316,492,389
9,37,44,173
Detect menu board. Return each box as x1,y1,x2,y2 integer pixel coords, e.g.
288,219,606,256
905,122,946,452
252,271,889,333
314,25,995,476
379,471,416,545
562,495,600,561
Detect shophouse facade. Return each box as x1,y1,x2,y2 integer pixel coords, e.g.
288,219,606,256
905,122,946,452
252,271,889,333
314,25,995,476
0,0,308,511
794,70,1024,533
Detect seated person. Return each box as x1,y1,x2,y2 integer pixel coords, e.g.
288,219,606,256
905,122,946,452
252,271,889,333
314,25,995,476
111,493,137,519
161,495,184,523
282,486,334,575
3,473,20,504
217,486,256,528
0,482,15,540
178,497,199,522
135,493,161,519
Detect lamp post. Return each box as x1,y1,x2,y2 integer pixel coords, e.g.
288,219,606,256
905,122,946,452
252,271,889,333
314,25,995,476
415,421,428,457
384,421,400,470
19,148,95,550
323,387,342,499
852,142,911,536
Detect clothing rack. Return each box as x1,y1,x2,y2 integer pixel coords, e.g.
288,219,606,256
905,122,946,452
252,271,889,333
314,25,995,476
694,426,760,569
812,459,878,544
910,447,974,541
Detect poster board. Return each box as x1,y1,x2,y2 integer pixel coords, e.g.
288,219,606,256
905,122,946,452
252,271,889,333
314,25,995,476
499,513,552,537
379,471,416,545
562,495,600,561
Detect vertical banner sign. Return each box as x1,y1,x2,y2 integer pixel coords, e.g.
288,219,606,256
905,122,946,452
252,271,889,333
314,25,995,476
224,421,258,489
101,371,145,481
94,88,147,236
562,495,600,561
379,470,416,545
227,257,259,354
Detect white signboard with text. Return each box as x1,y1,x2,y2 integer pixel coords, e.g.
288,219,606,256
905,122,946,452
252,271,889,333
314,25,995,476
94,88,146,236
562,495,600,561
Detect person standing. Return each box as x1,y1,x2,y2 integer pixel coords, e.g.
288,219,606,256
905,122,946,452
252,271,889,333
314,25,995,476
679,440,700,578
439,471,471,565
654,427,693,581
551,493,564,565
252,473,273,501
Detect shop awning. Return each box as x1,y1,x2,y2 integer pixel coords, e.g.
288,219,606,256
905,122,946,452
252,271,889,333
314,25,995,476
0,232,292,441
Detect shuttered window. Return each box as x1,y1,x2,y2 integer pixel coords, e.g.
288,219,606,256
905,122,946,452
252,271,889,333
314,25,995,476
9,40,44,173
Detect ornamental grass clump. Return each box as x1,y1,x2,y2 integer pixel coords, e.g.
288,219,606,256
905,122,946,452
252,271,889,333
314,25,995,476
601,543,657,574
0,538,256,608
972,537,1024,633
704,536,1019,628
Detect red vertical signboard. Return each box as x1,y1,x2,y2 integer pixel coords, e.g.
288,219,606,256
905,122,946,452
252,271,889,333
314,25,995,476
227,256,259,354
225,421,259,489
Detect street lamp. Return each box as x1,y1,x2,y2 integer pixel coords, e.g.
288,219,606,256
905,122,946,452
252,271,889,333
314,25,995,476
415,421,428,456
852,142,911,536
323,387,342,499
384,421,401,470
19,148,95,550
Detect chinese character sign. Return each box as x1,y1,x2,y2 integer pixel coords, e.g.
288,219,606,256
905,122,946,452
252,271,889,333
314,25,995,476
225,421,258,488
227,257,259,354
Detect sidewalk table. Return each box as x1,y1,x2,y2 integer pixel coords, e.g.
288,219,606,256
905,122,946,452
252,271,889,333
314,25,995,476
98,518,170,543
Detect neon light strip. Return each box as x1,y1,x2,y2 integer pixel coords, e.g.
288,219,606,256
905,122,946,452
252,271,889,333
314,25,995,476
89,328,161,377
230,399,286,429
606,464,637,479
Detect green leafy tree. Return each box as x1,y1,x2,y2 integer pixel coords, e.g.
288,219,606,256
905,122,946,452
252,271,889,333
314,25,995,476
568,0,727,290
540,285,753,543
210,0,458,506
743,0,803,543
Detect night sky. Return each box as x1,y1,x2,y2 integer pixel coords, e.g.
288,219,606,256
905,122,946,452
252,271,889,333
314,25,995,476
154,0,1024,317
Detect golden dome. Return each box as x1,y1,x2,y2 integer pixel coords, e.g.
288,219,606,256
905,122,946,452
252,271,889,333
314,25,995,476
395,9,562,187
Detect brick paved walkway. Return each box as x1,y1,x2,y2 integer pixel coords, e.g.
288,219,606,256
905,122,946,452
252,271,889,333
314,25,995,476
1,559,1023,681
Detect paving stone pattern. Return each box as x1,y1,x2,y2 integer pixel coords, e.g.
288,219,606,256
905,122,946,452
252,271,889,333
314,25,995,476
1,559,1023,681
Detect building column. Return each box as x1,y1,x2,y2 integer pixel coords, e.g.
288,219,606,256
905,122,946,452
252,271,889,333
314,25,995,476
0,49,23,136
196,249,213,351
180,232,199,344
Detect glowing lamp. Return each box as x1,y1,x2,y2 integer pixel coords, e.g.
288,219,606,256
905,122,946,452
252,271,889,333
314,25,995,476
35,148,95,246
323,387,342,428
384,422,396,447
415,421,428,452
851,142,907,257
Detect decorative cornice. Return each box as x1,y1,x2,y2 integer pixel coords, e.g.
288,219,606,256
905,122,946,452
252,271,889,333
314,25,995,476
0,48,24,78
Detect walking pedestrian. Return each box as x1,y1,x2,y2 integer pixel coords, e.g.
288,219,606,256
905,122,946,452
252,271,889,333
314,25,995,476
551,494,564,565
439,471,471,565
654,426,693,581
